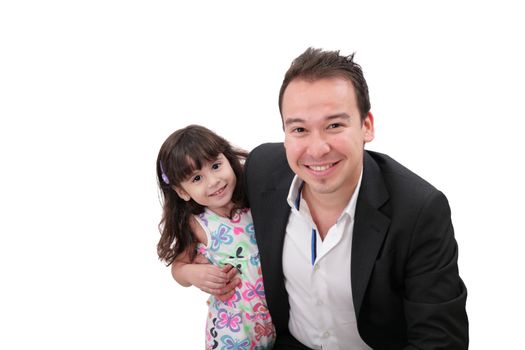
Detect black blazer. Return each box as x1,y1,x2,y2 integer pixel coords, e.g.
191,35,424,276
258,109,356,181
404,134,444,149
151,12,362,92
244,143,468,350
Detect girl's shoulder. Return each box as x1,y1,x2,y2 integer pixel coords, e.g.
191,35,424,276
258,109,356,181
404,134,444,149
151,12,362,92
231,207,252,223
239,207,251,215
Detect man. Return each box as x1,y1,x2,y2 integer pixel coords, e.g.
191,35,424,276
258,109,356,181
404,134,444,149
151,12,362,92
243,48,468,349
172,47,468,349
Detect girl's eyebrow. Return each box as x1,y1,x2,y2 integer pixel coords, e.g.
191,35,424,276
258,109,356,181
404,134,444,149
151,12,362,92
185,170,199,180
184,163,201,178
186,157,220,178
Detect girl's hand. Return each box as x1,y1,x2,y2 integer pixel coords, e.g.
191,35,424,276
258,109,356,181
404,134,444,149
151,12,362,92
171,254,241,300
188,255,237,293
212,264,241,302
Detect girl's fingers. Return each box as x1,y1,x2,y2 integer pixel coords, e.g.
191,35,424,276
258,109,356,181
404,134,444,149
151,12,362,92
225,266,238,280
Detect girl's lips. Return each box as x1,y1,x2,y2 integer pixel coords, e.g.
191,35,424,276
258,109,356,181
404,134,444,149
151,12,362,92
210,184,227,197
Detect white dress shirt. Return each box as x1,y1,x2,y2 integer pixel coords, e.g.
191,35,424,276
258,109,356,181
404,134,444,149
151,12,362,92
282,172,371,350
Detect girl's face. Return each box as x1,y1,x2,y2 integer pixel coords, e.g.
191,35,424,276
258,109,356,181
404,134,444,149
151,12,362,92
175,153,237,217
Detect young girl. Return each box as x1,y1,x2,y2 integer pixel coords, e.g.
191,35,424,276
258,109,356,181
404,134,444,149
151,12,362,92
156,125,275,350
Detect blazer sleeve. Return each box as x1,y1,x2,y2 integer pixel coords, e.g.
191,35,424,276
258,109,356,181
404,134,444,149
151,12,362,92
402,190,468,349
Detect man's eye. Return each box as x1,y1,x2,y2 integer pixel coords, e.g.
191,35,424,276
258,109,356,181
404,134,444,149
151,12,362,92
328,123,340,129
293,127,305,133
192,175,201,182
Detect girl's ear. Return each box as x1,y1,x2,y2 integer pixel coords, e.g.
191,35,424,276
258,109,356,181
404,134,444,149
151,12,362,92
174,187,191,202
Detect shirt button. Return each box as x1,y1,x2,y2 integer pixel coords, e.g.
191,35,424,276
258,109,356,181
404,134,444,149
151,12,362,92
316,300,323,306
322,331,330,338
313,264,320,271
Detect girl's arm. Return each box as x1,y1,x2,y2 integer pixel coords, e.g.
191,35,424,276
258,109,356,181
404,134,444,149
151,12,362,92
171,216,240,299
171,251,233,289
171,255,239,298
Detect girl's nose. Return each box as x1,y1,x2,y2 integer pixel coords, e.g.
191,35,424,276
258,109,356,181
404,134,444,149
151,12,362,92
207,174,221,188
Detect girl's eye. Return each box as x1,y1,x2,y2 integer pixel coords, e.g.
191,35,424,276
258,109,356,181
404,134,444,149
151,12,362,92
192,175,201,183
212,162,221,170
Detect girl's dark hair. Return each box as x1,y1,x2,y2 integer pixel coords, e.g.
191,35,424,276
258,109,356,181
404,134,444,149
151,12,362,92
156,125,248,265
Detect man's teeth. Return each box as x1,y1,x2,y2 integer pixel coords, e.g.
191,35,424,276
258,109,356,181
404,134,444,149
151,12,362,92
309,164,332,171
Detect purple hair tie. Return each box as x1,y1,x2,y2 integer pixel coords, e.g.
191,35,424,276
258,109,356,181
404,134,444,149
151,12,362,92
159,162,170,185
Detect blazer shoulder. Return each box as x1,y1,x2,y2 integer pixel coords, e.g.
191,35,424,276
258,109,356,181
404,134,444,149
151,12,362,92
246,143,288,176
365,150,441,201
245,142,292,192
249,143,286,163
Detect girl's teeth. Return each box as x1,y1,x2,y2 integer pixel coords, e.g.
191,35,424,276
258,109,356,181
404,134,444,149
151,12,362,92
212,187,224,196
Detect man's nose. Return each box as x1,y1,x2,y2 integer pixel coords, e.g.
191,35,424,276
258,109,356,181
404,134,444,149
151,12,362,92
307,132,330,158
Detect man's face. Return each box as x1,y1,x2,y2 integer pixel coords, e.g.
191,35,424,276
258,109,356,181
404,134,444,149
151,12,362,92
282,77,374,199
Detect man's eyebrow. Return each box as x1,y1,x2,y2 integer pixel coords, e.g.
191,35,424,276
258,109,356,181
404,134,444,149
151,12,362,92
284,117,305,126
326,113,351,121
284,113,351,126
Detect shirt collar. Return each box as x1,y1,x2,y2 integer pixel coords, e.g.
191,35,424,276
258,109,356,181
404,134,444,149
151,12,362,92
286,175,304,210
286,169,364,220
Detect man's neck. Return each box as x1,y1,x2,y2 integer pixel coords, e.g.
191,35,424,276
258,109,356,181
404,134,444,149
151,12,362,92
302,183,357,240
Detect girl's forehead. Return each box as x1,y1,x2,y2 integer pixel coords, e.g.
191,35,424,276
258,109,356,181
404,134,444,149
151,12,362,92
184,153,224,169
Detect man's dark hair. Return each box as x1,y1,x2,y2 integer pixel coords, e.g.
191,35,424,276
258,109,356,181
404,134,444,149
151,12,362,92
278,47,371,123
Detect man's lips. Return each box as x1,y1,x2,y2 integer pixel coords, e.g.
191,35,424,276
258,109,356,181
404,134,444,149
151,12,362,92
304,161,339,172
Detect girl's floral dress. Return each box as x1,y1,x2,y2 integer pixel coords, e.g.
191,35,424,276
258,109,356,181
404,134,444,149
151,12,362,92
195,208,275,350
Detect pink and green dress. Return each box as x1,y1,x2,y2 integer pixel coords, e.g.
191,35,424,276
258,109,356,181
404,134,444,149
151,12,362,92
195,208,275,350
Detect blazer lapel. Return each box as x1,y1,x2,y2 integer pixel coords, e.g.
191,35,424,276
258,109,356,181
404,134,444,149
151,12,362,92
257,186,291,277
254,164,294,330
352,152,391,317
256,160,294,269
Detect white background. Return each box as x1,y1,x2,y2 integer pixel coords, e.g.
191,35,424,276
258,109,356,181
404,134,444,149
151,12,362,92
1,1,524,348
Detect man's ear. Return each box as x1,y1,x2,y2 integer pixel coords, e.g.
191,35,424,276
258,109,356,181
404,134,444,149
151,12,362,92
174,187,191,202
363,112,375,143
